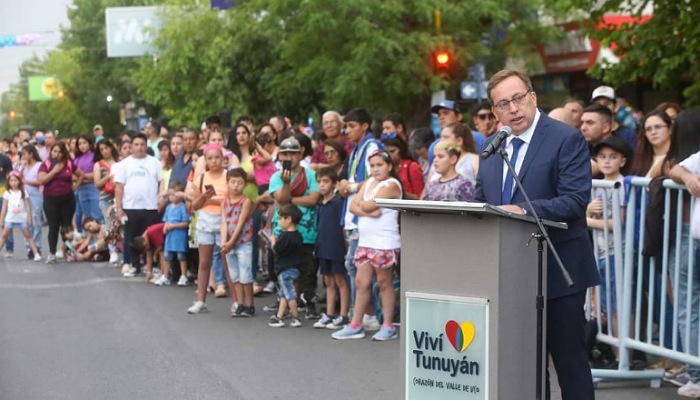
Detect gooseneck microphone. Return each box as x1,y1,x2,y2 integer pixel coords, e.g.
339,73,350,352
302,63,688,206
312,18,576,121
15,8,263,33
481,126,512,159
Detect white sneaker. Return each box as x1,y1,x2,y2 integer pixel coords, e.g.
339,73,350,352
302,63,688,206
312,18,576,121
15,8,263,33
5,251,13,258
33,253,42,261
290,318,302,328
362,315,381,331
263,281,276,293
109,252,119,265
154,275,171,286
177,275,188,286
187,301,208,314
123,267,137,278
121,263,132,274
678,380,700,398
55,250,64,259
149,274,160,284
46,254,57,264
314,313,333,329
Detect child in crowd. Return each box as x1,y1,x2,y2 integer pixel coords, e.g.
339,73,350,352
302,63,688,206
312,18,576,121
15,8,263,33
131,222,165,284
333,150,402,341
586,136,629,337
220,168,255,317
0,171,41,261
422,140,475,201
68,218,110,262
313,167,350,330
252,134,277,195
268,204,304,328
159,181,190,287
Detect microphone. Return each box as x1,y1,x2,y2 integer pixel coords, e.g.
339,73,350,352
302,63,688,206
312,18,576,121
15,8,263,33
481,126,512,159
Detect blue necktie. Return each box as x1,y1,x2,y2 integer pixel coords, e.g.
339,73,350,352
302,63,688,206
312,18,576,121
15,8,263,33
501,138,524,205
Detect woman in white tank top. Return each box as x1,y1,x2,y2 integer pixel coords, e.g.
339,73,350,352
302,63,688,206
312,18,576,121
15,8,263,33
332,150,402,342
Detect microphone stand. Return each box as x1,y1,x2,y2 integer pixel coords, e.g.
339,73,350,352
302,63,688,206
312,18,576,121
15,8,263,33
497,145,574,400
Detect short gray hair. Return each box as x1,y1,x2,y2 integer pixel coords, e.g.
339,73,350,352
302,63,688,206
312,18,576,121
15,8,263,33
322,110,343,124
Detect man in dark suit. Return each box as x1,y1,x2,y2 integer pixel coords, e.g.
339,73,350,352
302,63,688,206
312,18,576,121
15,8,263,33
474,69,599,400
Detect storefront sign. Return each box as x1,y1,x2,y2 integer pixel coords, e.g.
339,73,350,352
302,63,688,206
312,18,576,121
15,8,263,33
405,292,489,399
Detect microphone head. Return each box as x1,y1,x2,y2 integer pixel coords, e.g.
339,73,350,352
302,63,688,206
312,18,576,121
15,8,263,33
499,125,512,136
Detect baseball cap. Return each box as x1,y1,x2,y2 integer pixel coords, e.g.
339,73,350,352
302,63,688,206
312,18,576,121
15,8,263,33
36,136,45,144
92,124,103,131
593,135,631,159
430,100,461,114
591,86,615,102
279,137,301,153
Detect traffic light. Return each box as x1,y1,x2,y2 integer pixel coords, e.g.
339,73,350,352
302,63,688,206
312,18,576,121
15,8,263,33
433,49,452,72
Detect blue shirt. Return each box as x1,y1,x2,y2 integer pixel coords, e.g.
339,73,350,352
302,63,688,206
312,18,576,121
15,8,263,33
315,194,345,262
170,152,194,187
269,167,319,245
163,202,189,252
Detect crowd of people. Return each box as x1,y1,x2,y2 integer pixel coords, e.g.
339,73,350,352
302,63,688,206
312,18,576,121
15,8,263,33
4,70,700,397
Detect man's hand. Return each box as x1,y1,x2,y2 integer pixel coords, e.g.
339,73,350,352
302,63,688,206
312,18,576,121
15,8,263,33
280,169,292,183
498,204,526,214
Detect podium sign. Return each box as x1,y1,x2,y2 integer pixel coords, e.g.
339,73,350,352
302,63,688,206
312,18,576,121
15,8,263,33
405,292,489,399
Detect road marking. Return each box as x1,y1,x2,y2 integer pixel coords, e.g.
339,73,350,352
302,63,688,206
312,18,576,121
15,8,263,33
0,277,133,290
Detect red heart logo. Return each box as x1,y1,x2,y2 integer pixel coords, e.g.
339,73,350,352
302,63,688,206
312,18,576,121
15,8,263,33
445,320,460,352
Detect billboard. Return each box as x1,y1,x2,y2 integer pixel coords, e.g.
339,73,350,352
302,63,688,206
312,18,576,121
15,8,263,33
105,6,162,58
28,76,60,101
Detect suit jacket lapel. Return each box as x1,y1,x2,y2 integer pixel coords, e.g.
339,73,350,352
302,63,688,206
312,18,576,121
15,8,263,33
512,116,547,198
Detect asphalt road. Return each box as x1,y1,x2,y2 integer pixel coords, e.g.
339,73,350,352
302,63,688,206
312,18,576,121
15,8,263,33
0,246,684,399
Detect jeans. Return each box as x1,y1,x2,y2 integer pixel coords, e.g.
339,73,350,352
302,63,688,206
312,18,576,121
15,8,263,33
670,225,700,380
212,244,225,285
25,190,43,253
344,229,359,305
99,198,114,226
278,268,300,301
225,242,254,284
76,183,103,224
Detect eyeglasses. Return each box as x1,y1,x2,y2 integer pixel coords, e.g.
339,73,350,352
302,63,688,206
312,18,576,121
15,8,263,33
493,90,532,112
476,113,495,121
645,124,668,133
323,150,338,157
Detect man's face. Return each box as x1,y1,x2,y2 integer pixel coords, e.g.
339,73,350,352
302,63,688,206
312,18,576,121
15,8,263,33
564,102,583,128
382,120,398,135
580,112,609,146
94,128,103,137
489,75,537,135
278,151,302,169
131,138,147,158
44,132,55,147
322,114,341,138
437,109,461,129
18,130,30,142
473,109,496,135
345,121,368,144
159,127,169,138
269,117,285,134
182,132,197,153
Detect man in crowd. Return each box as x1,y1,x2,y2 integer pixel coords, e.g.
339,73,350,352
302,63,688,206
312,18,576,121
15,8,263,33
33,131,50,161
44,130,56,150
548,108,577,127
471,102,498,137
382,112,408,141
428,100,484,164
591,85,636,152
93,124,105,143
580,104,614,176
269,115,287,135
144,120,163,159
475,69,598,400
310,110,352,171
114,133,163,278
564,98,585,129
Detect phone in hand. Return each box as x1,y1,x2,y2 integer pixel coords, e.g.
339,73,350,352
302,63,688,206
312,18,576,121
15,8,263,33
282,160,292,172
204,184,215,193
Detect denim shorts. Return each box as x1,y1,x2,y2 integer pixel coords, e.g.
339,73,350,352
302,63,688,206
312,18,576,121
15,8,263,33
196,230,220,246
278,268,300,301
225,242,254,284
163,251,187,262
4,221,28,230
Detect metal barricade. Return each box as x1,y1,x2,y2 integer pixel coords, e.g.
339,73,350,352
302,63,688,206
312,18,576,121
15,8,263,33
588,176,700,387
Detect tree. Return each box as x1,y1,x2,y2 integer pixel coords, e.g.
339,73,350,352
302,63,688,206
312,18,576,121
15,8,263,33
136,0,561,127
551,0,700,107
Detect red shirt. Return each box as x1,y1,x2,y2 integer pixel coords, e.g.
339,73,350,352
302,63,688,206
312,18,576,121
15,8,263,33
145,223,165,249
397,159,424,198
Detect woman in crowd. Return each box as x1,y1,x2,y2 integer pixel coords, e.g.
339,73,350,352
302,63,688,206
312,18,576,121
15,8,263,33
187,144,229,314
94,140,119,225
38,142,76,264
630,110,673,178
8,142,20,170
193,130,240,177
408,128,436,180
322,139,348,180
158,139,175,190
227,124,259,202
381,135,423,200
74,135,103,228
19,145,43,258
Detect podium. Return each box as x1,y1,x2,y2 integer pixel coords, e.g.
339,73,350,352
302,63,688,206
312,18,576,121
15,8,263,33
376,200,567,400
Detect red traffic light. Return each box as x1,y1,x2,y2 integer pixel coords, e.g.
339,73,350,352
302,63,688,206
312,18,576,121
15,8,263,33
434,50,451,68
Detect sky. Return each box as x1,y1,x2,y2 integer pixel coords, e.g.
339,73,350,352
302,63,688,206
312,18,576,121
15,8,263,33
0,0,71,95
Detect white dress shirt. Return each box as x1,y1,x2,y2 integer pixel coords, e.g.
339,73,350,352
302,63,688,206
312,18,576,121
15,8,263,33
501,109,542,192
